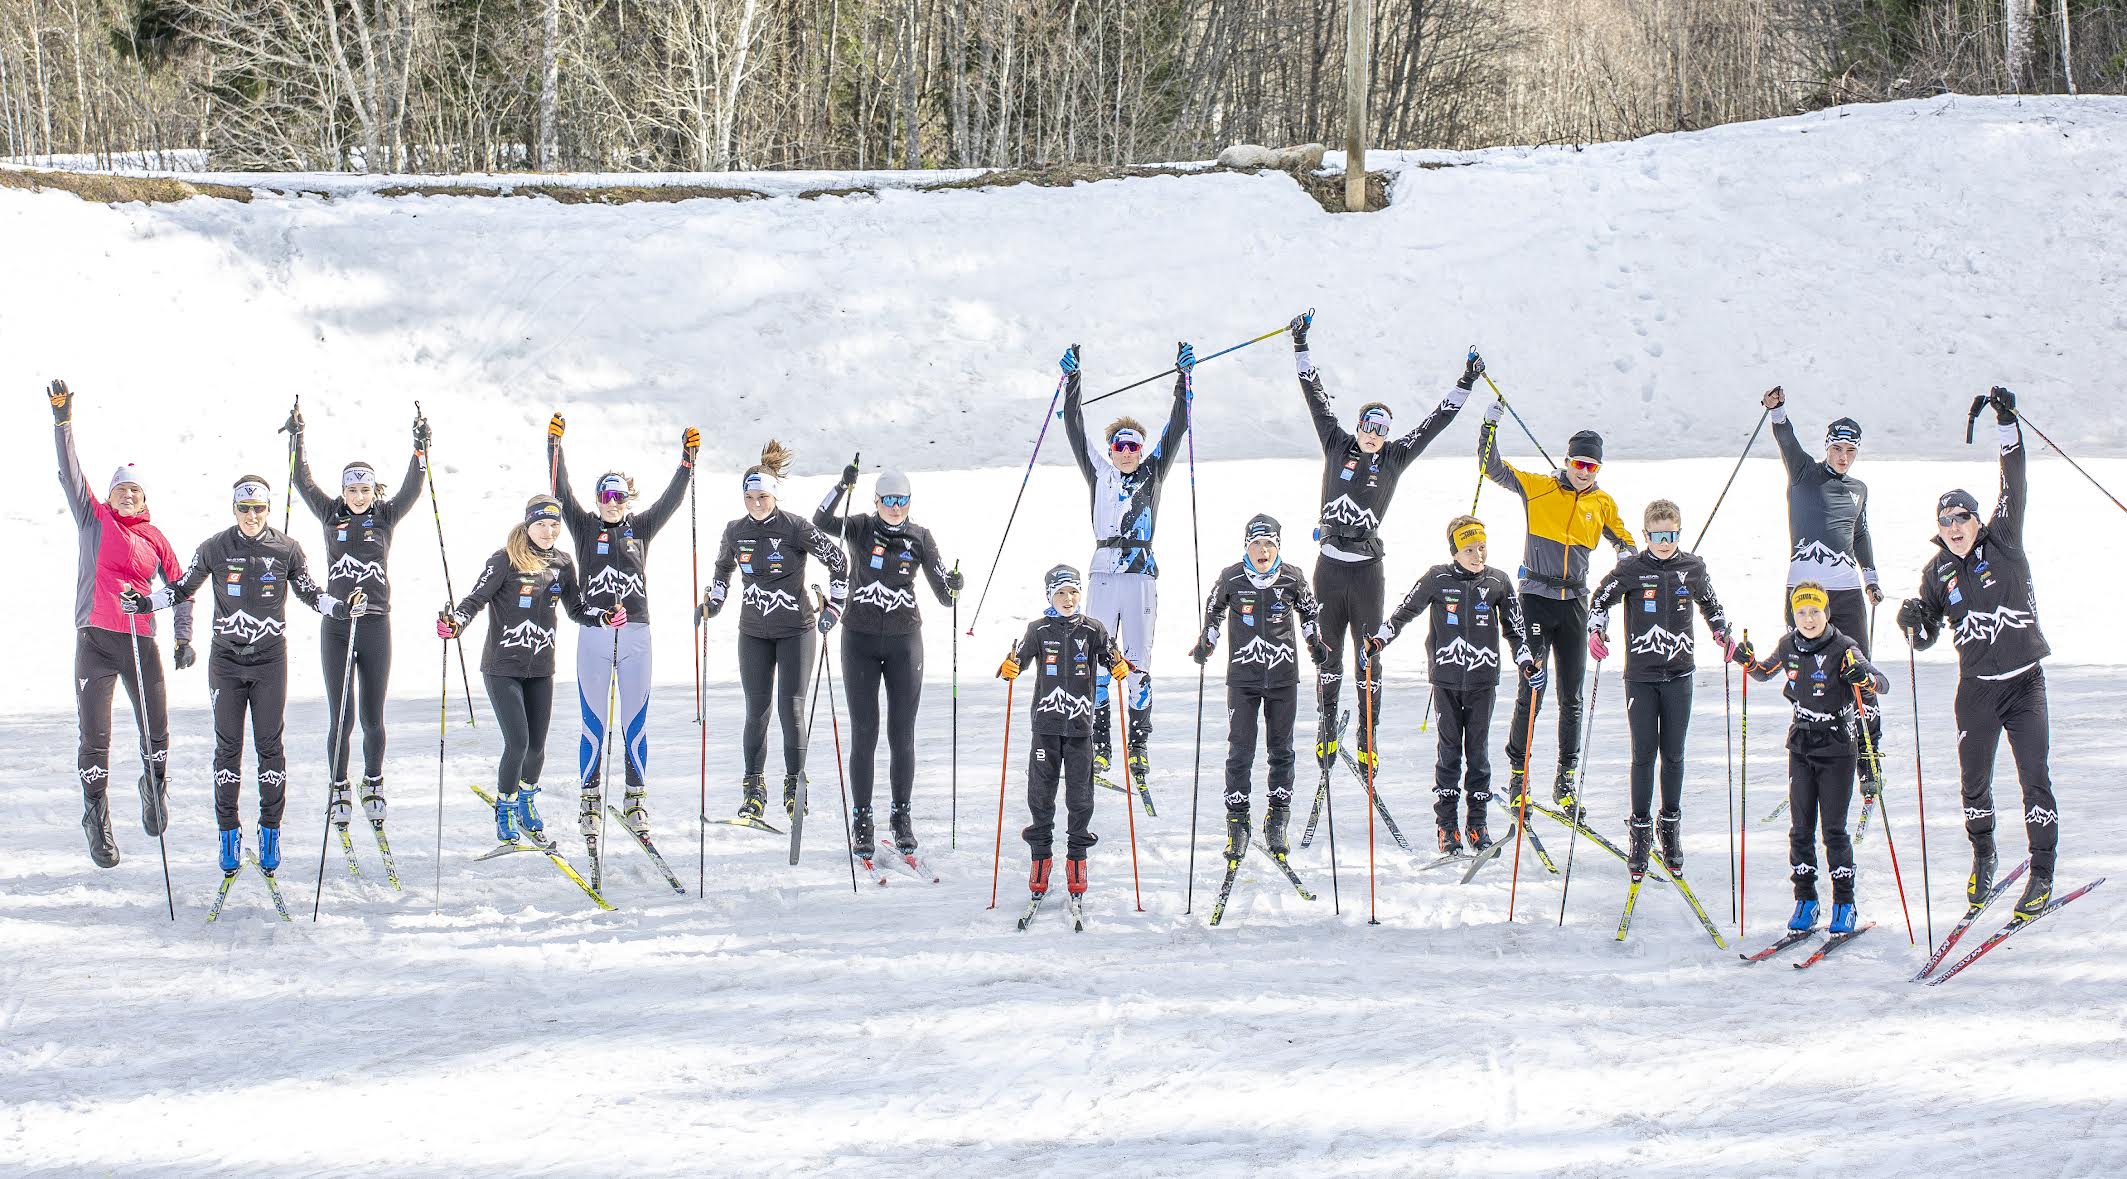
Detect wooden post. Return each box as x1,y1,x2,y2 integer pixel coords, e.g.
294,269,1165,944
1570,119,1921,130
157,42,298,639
1344,0,1370,211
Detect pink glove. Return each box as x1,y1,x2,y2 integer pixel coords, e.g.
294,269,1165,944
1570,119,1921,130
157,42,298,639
606,604,629,628
1587,631,1610,661
436,614,459,640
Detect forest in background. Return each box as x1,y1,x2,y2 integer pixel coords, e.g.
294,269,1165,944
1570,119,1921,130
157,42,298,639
1,0,2120,173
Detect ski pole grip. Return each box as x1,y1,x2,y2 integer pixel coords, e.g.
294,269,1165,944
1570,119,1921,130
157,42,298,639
1964,395,1987,445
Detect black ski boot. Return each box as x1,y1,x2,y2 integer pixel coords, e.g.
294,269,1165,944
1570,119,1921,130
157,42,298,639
1092,708,1115,781
138,770,169,837
782,773,808,819
1626,816,1654,877
1857,757,1882,800
2014,869,2053,920
1967,834,1998,907
1437,824,1465,856
1465,820,1492,852
852,807,876,859
737,774,767,820
1314,709,1340,769
1223,811,1251,862
1554,764,1583,819
1126,707,1153,787
1506,768,1527,810
888,802,917,854
83,793,119,868
1264,804,1291,857
1656,809,1683,875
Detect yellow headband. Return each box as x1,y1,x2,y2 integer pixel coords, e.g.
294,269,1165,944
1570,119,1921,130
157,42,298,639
1452,522,1486,553
1790,585,1829,612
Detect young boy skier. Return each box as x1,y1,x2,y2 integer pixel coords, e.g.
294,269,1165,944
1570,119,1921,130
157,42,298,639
1187,514,1330,862
1369,515,1538,855
1731,582,1889,935
1587,499,1732,876
998,565,1130,917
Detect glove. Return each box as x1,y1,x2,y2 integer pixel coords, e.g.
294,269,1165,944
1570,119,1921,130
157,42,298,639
1287,310,1312,349
683,427,701,462
118,587,151,615
840,461,860,491
1187,626,1217,665
548,412,565,439
1059,345,1079,375
348,590,371,618
1521,660,1546,692
436,612,462,640
413,413,432,452
1587,631,1609,661
1176,341,1196,374
48,378,71,422
1760,386,1785,411
945,568,965,595
1459,349,1486,390
1865,582,1884,606
700,582,727,621
1483,400,1504,425
1110,656,1132,682
172,640,196,670
1989,385,2017,424
1308,635,1332,668
1840,648,1873,688
817,601,842,635
604,604,629,628
320,594,351,621
1897,598,1929,634
997,653,1022,681
283,402,303,435
1364,623,1392,654
1730,638,1756,667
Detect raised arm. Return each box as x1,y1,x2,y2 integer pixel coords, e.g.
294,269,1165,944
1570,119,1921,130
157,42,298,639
1765,388,1812,481
50,382,96,525
1477,413,1532,498
811,457,861,542
1058,347,1099,484
383,432,430,527
1290,313,1345,452
545,417,594,536
289,415,336,522
1148,358,1191,481
1987,387,2028,547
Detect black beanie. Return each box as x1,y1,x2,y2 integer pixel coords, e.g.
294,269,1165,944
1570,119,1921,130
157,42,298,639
1568,430,1604,464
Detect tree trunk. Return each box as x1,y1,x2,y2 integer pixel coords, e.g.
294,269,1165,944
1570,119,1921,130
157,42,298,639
1345,0,1369,211
539,0,560,170
2005,0,2039,91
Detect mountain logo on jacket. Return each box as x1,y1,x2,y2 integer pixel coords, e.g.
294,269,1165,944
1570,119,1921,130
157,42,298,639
586,566,647,602
1433,638,1500,670
1789,540,1858,568
500,619,555,654
1034,687,1093,721
852,582,918,612
1954,604,2034,647
1231,636,1295,668
1320,495,1380,529
1628,625,1695,659
744,584,802,615
330,554,390,586
214,609,285,643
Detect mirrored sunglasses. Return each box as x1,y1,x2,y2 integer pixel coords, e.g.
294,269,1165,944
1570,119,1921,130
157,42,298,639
1938,510,1975,527
1356,420,1391,438
1110,439,1143,453
235,504,269,515
1568,458,1601,474
1647,530,1680,545
879,494,910,508
598,489,629,504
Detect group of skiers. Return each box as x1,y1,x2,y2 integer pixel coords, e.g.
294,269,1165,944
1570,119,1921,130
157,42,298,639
51,315,2065,934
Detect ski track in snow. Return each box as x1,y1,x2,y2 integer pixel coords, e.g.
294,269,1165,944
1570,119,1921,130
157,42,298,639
2,661,2123,1176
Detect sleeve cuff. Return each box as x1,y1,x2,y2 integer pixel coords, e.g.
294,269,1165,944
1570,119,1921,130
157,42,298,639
1443,385,1469,410
2000,423,2021,452
1294,350,1313,376
1864,568,1880,587
1769,405,1788,425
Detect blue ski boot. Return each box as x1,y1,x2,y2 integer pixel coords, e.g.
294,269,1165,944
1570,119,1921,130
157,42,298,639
258,826,281,874
511,784,547,839
218,828,242,874
1829,902,1858,935
1788,899,1819,931
494,791,522,843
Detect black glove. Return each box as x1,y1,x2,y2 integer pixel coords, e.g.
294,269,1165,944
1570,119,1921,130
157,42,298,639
283,402,303,435
173,640,196,670
841,462,860,491
1459,350,1486,390
1989,385,2017,424
1896,598,1929,634
1288,311,1311,350
118,587,150,614
413,413,432,452
48,379,71,422
1308,634,1331,667
1865,582,1884,606
946,568,965,595
1730,638,1756,667
1840,648,1873,688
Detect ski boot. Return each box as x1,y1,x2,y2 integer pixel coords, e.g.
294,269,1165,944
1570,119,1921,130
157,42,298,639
2014,870,2053,920
737,774,767,820
1127,749,1152,790
852,807,877,859
1353,747,1380,779
1223,811,1250,862
1656,809,1683,875
578,787,602,849
888,802,917,854
218,827,242,874
1506,768,1528,811
1315,723,1339,770
138,769,169,836
83,793,119,868
328,780,355,829
1788,898,1820,931
1066,855,1088,896
360,776,387,826
1967,834,1998,907
1626,815,1654,877
1028,856,1053,897
782,773,809,819
1092,751,1113,785
1857,754,1882,800
1436,824,1465,856
1553,764,1583,820
1829,901,1858,935
512,785,547,838
1465,821,1492,852
258,826,282,873
1264,804,1291,857
621,786,650,837
493,792,521,843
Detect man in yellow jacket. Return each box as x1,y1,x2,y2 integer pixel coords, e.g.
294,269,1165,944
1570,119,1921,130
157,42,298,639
1477,401,1636,814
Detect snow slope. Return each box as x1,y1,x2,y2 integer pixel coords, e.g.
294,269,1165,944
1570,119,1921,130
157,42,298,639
3,96,2126,1175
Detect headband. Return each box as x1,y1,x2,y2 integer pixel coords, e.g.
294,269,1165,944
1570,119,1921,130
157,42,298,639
1358,406,1394,433
341,465,377,489
1790,585,1829,612
743,472,780,496
1451,521,1487,553
232,480,270,506
1045,565,1083,595
525,499,563,525
1109,427,1145,449
597,473,631,500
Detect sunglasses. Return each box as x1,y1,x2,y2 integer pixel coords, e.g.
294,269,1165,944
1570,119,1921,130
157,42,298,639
235,504,269,515
1356,420,1391,438
1110,439,1142,453
1647,530,1680,545
1568,458,1601,474
598,490,629,504
1938,510,1975,527
879,494,910,508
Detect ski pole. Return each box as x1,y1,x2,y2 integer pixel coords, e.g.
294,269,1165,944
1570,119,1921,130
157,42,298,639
1116,677,1147,913
823,637,859,894
1739,630,1749,937
1854,682,1916,945
1183,358,1206,915
1481,370,1556,471
690,449,702,727
121,600,175,921
590,623,619,892
989,677,1015,909
691,461,706,897
1077,320,1290,409
1469,347,1494,515
1690,405,1770,552
1556,659,1601,926
1724,659,1736,923
280,396,298,535
313,606,363,920
1362,653,1379,926
950,561,960,849
1868,598,1879,651
434,617,448,912
791,590,835,867
1993,403,2127,516
966,374,1066,635
1904,636,1936,953
1324,723,1341,916
415,402,476,725
1506,678,1542,923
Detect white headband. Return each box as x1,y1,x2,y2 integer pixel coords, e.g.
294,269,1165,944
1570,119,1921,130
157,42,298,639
1358,406,1394,434
597,474,631,499
743,472,780,496
232,480,270,506
1109,427,1145,449
341,466,377,488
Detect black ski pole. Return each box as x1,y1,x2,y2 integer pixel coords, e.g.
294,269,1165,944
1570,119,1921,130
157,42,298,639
2000,403,2127,516
433,614,449,912
1183,357,1206,914
1324,703,1341,917
1078,319,1291,409
279,395,298,535
415,402,476,724
313,604,362,920
690,454,706,896
823,637,859,894
1690,403,1772,552
1905,635,1936,954
791,589,835,867
967,374,1065,635
1556,660,1602,926
951,561,960,849
1723,658,1736,923
122,603,175,921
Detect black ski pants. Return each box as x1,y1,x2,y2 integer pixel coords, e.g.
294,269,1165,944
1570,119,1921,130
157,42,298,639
1787,587,1883,769
1626,676,1693,818
1506,593,1588,778
211,652,289,831
739,630,816,780
1312,556,1385,760
485,673,553,793
1024,732,1095,858
1431,683,1496,826
1954,666,2058,874
75,627,169,801
321,615,392,782
1223,681,1298,813
842,628,922,811
1786,731,1857,904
